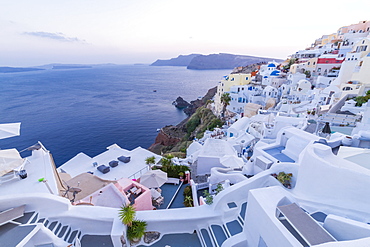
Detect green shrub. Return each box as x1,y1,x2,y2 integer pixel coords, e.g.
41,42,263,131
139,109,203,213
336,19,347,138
354,90,370,106
160,164,189,178
184,196,193,207
183,185,192,197
186,115,201,133
127,220,147,242
207,118,223,130
203,190,213,205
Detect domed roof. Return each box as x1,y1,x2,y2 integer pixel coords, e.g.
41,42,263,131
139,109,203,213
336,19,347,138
270,70,280,76
267,63,276,67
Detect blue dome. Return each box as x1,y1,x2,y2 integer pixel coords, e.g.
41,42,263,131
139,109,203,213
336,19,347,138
270,70,280,76
264,76,268,78
267,63,276,67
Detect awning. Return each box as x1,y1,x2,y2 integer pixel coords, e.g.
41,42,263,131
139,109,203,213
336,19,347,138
0,123,21,140
0,149,25,177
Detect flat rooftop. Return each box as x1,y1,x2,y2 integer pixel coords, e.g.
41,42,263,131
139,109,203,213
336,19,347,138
59,145,162,181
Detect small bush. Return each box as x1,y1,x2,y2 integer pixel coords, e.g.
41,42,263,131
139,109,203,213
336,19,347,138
183,185,192,197
186,115,201,133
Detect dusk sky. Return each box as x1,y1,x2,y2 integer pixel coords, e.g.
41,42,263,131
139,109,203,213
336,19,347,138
1,0,369,66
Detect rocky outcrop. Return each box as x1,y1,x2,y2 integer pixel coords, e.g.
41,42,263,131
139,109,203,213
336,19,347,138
144,231,161,244
148,125,186,154
184,86,217,115
172,97,190,109
149,86,219,155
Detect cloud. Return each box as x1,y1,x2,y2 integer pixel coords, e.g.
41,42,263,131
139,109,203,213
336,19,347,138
23,31,86,43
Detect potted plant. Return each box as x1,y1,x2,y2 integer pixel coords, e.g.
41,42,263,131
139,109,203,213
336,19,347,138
119,205,147,244
119,205,135,227
273,172,293,189
127,220,147,244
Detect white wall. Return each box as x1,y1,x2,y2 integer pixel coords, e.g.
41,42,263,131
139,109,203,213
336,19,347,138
294,143,370,222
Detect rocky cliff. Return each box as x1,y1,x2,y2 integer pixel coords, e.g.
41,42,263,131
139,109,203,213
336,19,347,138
183,86,217,115
148,86,220,155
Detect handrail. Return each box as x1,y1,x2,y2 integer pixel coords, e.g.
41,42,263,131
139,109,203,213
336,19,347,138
166,181,183,209
128,166,149,179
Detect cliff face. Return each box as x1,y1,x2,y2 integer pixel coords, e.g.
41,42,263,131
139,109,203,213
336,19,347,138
184,86,217,115
149,125,185,154
148,86,219,155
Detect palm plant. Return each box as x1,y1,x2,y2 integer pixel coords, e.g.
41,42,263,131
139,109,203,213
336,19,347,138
220,92,231,117
145,156,156,166
118,204,136,227
160,154,173,167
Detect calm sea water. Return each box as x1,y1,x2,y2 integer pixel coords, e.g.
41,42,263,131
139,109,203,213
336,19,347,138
0,65,229,166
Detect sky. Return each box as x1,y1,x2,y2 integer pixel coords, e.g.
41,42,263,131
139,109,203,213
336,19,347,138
0,0,369,66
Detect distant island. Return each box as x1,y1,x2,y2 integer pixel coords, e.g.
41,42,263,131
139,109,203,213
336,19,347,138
52,65,92,69
0,67,44,73
151,53,283,70
151,54,201,66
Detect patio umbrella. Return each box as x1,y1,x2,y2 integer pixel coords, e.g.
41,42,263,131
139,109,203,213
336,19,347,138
220,155,244,168
322,122,331,134
0,123,21,140
140,170,168,188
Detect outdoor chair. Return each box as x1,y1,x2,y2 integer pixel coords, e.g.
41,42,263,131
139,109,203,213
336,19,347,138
108,160,118,168
97,165,110,174
118,156,131,163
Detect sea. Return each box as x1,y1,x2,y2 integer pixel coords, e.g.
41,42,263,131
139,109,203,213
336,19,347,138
0,65,230,166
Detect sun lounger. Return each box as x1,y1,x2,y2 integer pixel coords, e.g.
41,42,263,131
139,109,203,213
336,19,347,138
109,160,119,168
0,205,25,226
97,165,110,174
118,156,131,163
166,177,180,185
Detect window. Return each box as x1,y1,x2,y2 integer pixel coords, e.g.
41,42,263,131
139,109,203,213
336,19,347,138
246,77,249,80
317,68,321,72
308,62,310,65
313,62,316,65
